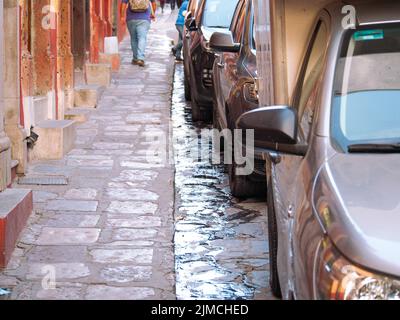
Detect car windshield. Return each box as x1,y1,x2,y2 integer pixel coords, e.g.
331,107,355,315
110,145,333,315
331,24,400,152
202,0,239,28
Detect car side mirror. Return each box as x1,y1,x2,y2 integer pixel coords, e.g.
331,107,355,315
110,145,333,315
185,18,197,31
237,106,307,156
209,31,241,53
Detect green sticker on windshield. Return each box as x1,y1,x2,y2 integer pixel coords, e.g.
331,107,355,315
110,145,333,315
353,29,384,41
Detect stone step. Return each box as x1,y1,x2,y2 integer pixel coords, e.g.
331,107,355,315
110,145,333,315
10,160,19,184
99,53,121,72
74,85,105,108
85,63,112,87
64,108,90,123
29,120,76,160
31,96,49,126
0,188,33,268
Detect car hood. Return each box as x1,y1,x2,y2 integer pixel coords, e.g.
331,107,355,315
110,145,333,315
201,26,229,41
313,153,400,277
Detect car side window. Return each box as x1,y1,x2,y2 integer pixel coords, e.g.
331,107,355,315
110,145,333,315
232,2,247,43
230,1,244,42
294,20,328,142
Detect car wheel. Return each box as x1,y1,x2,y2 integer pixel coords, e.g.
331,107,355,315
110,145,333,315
228,153,266,198
267,177,282,298
184,67,191,101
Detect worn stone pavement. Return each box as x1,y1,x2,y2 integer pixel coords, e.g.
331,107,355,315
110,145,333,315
0,13,177,300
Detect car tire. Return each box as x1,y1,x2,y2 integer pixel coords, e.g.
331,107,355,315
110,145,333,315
228,153,266,198
267,177,282,298
184,67,191,101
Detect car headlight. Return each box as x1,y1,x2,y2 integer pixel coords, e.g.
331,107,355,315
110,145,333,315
315,238,400,300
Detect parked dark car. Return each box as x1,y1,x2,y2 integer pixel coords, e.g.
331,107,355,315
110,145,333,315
210,0,265,198
238,0,400,300
183,0,201,101
183,0,239,121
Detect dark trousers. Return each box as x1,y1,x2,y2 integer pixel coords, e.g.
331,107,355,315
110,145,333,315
174,24,184,58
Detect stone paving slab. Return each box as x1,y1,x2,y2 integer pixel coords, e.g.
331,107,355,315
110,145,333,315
1,13,176,300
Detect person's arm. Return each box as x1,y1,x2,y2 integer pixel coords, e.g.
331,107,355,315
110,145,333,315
150,0,156,21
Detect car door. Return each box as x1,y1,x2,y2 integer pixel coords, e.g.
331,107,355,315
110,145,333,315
271,16,330,299
184,0,201,56
229,0,257,124
184,0,202,78
215,0,247,129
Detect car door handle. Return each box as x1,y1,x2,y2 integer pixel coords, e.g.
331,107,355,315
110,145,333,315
269,153,282,164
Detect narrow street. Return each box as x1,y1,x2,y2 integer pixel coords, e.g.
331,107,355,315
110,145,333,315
172,66,272,300
0,10,272,300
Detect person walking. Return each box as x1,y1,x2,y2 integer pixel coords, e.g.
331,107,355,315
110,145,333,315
171,0,188,61
121,0,156,67
159,0,166,13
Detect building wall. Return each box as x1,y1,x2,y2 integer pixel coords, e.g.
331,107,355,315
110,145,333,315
1,0,126,179
0,0,12,191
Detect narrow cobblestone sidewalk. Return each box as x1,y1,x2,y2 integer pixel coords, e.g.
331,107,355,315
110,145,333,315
0,14,177,300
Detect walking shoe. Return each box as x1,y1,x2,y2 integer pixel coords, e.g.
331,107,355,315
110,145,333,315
137,60,145,67
132,59,139,65
171,47,177,56
175,56,184,62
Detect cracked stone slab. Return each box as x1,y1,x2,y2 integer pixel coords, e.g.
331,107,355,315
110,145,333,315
90,248,153,264
33,191,59,203
36,287,83,300
100,266,152,283
105,125,141,132
64,189,98,200
27,263,90,280
46,200,98,212
67,159,114,167
85,285,154,300
27,246,89,262
92,142,133,150
106,216,162,228
112,170,158,182
105,189,159,201
43,214,100,228
105,132,139,137
92,150,134,156
37,228,101,245
107,182,142,189
76,129,98,136
106,201,157,214
105,240,154,247
126,113,162,124
113,228,158,241
120,161,165,169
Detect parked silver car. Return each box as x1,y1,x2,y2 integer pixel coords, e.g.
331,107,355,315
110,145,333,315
238,1,400,299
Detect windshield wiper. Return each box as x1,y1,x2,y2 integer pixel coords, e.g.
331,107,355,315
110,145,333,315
348,143,400,153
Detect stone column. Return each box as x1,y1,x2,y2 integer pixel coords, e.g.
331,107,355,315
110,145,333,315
72,0,87,70
31,0,56,118
58,0,74,113
0,0,12,191
3,0,28,175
